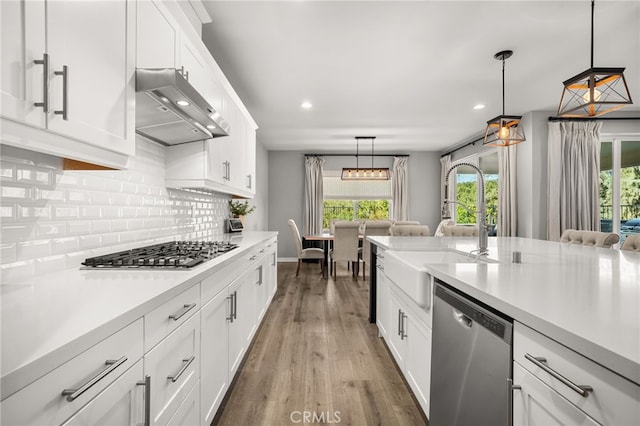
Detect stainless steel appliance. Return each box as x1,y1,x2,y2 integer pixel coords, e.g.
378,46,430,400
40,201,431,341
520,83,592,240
81,241,238,269
135,68,230,145
430,280,513,426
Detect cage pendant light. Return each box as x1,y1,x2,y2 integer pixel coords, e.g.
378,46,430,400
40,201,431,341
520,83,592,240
557,0,632,117
341,136,390,180
483,50,526,147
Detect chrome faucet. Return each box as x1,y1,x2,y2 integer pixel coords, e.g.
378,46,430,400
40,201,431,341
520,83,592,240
442,162,491,256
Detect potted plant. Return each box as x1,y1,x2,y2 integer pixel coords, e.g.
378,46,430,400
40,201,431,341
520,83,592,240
229,200,256,225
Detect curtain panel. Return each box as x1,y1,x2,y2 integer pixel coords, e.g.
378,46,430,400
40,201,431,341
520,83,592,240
547,121,602,241
303,156,325,235
391,156,409,221
497,145,517,236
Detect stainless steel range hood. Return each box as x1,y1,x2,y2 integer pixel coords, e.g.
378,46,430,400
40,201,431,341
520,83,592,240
135,68,229,145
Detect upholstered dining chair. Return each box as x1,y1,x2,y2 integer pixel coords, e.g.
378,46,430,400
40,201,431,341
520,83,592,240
389,225,430,236
288,219,324,276
330,220,361,278
434,219,456,236
559,229,620,248
442,225,479,237
621,235,640,252
360,220,392,279
393,220,420,226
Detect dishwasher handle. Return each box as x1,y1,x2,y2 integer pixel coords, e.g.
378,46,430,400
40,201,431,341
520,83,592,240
454,310,473,328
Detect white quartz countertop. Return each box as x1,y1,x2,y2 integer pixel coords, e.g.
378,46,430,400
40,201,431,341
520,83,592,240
1,231,277,400
369,236,640,386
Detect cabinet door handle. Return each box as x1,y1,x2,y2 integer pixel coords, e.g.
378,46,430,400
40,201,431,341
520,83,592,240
233,290,238,320
400,312,407,340
136,375,151,426
61,356,127,402
246,174,252,189
168,303,196,321
167,356,195,383
54,65,68,120
226,294,234,322
397,309,402,336
257,265,263,286
524,353,593,397
33,53,49,112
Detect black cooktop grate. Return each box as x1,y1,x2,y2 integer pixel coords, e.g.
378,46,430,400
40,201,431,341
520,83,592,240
81,241,238,269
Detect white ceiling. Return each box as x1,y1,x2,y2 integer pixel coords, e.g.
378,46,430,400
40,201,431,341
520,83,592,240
200,1,640,153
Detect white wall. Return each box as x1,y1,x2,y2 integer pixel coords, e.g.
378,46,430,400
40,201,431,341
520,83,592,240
268,151,441,258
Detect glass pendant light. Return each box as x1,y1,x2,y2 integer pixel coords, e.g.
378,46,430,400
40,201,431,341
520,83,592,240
483,50,526,147
557,0,632,117
341,137,390,180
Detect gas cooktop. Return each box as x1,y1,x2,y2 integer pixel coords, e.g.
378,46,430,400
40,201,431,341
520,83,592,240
81,241,238,269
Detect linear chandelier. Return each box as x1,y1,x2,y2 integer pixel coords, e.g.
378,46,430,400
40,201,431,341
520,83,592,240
557,0,632,117
341,136,390,181
483,50,526,147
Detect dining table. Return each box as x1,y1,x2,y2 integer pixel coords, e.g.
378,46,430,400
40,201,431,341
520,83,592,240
304,233,363,279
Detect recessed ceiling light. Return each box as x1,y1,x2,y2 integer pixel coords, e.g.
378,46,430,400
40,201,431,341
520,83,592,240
473,104,485,110
301,101,312,109
207,125,216,130
176,100,190,107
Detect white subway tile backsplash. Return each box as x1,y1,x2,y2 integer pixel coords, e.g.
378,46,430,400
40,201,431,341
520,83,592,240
1,138,232,281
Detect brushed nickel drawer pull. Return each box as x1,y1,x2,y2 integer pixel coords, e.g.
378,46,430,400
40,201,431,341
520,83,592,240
61,356,127,402
524,353,593,397
168,303,196,321
136,375,151,426
33,53,49,112
167,356,195,382
54,65,68,120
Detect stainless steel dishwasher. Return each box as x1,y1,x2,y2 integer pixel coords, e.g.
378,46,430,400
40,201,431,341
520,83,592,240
430,280,513,426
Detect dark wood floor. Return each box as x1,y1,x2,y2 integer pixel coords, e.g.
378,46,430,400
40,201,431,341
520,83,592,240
213,261,428,426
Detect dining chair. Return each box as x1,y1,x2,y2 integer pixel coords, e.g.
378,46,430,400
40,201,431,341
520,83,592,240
442,225,479,237
621,235,640,252
360,220,392,279
393,220,420,226
560,229,620,248
288,219,324,276
389,225,430,236
331,220,361,278
434,219,456,236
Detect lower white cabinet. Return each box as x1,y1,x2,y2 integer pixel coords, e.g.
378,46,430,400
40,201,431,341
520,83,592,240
61,359,146,426
513,362,600,426
375,250,390,339
378,274,432,418
145,311,200,426
167,380,199,426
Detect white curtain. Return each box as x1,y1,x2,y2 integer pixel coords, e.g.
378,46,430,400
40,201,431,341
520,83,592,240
440,155,453,217
547,121,602,241
303,156,325,235
497,145,517,236
391,156,409,221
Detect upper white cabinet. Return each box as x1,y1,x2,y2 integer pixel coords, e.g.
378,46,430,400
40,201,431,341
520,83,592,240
0,0,135,168
136,0,180,69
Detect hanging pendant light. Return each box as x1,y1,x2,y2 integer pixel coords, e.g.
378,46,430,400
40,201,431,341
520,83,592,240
483,50,526,147
557,0,632,117
341,136,390,180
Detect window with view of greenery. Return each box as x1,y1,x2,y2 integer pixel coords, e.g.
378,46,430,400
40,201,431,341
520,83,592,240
454,153,499,226
599,139,640,240
323,200,389,229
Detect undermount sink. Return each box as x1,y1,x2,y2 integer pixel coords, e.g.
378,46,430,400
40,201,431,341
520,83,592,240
383,250,494,308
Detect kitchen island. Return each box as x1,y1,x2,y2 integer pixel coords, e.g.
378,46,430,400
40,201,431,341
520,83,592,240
368,236,640,386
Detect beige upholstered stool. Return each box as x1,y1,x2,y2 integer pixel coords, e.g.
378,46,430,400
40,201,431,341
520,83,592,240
389,225,430,236
559,229,619,248
442,225,479,237
620,235,640,252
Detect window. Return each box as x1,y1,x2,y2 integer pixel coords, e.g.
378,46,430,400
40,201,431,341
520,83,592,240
323,171,391,229
452,152,498,230
600,137,640,242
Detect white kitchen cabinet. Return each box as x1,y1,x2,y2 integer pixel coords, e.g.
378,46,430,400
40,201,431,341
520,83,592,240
244,120,257,195
0,319,144,426
136,0,180,69
167,379,199,426
513,362,600,426
379,270,432,418
0,0,135,168
61,360,146,426
145,311,200,426
227,271,251,378
513,322,640,426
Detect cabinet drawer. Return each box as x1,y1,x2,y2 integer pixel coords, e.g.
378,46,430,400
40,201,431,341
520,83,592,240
145,311,200,426
201,257,243,305
1,318,143,426
514,322,640,426
145,284,200,353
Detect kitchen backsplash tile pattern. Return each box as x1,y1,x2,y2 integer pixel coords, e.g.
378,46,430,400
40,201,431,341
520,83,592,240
1,137,231,282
